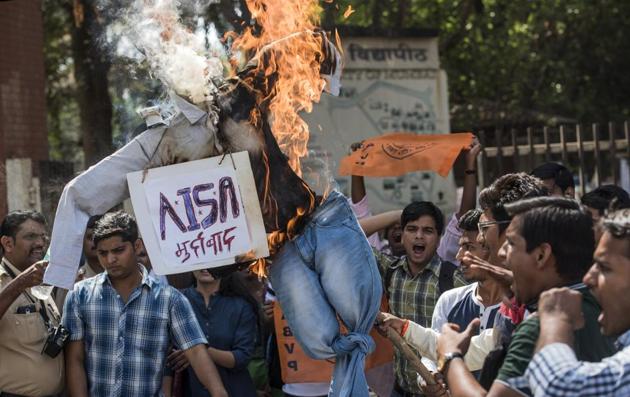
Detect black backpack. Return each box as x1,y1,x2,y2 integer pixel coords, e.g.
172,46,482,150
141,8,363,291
383,258,457,298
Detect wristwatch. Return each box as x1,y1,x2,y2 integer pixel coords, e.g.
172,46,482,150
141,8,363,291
437,351,464,374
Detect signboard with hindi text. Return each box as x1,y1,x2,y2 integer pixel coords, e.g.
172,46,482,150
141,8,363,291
303,35,458,216
127,152,268,275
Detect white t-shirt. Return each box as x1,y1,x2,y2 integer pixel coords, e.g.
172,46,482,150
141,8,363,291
282,382,330,396
431,282,502,333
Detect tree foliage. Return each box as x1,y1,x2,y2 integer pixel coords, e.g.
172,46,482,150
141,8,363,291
43,0,630,163
330,0,630,129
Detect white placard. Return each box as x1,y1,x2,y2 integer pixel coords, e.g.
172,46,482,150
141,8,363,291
127,152,269,275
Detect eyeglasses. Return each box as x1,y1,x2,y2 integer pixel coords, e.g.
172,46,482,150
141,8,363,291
477,220,511,236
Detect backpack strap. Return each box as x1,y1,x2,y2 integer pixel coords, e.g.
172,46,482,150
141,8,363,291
438,261,457,294
385,259,457,297
383,257,404,299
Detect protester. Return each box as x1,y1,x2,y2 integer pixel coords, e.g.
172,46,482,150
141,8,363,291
363,200,467,396
0,210,64,397
262,282,331,397
436,197,615,397
62,211,227,397
239,271,275,397
165,269,259,397
523,208,630,396
54,214,104,313
353,137,482,262
530,162,575,198
137,238,169,285
430,209,501,334
349,141,400,254
379,209,502,375
77,215,104,277
581,185,630,241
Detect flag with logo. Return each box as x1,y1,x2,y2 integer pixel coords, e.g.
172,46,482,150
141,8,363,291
339,132,474,177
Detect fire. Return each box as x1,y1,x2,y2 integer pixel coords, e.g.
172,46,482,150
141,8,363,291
230,0,328,176
226,0,335,276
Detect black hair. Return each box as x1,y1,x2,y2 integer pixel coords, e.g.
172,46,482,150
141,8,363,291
531,162,575,192
86,214,104,229
0,210,47,254
505,197,594,282
92,211,139,246
479,172,548,233
218,271,263,341
401,201,444,235
458,209,482,232
581,185,630,216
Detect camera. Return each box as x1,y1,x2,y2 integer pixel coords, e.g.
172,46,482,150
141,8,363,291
42,324,69,358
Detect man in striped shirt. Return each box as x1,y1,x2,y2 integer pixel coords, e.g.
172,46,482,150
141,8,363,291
525,208,630,396
63,211,228,397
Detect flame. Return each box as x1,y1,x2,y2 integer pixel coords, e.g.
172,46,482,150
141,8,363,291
249,258,267,277
227,0,334,270
342,5,355,19
230,0,328,176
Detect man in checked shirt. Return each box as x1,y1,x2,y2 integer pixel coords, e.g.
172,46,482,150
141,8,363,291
523,208,630,397
62,211,227,397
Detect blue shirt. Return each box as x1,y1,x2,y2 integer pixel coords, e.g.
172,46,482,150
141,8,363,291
182,287,258,397
526,330,630,396
62,266,207,397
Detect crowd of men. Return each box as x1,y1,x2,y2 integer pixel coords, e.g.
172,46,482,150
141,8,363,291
1,140,630,397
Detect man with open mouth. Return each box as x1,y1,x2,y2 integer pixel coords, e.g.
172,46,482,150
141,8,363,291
523,208,630,396
436,197,616,397
371,201,468,397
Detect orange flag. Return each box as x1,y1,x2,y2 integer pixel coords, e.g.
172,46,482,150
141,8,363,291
339,132,474,177
273,301,393,384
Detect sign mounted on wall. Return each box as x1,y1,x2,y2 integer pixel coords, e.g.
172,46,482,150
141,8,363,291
127,152,268,275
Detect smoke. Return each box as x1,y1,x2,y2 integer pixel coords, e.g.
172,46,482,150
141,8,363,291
128,0,226,105
105,0,227,107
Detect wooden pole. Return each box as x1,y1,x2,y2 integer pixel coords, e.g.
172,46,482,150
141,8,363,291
383,327,437,385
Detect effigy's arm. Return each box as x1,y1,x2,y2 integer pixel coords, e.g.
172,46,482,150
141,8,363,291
44,128,167,288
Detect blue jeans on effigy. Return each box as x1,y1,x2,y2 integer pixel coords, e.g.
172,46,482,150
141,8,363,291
269,190,383,397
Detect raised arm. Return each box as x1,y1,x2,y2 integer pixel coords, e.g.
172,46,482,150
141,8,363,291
457,137,482,219
0,261,46,319
359,210,402,237
349,141,368,204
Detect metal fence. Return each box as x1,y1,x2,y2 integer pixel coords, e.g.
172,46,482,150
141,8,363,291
475,122,630,195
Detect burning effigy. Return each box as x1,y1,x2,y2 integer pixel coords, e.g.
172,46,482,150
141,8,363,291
45,1,381,395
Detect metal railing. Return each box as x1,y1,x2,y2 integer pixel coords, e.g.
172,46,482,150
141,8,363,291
475,122,630,195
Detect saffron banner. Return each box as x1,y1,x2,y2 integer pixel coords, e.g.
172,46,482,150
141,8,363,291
339,132,474,177
274,299,394,384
